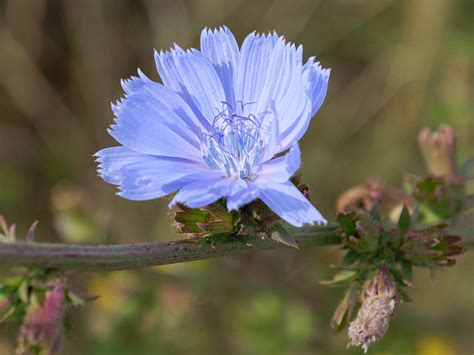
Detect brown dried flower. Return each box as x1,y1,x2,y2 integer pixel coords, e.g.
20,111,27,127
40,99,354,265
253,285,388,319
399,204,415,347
336,178,411,216
347,267,397,353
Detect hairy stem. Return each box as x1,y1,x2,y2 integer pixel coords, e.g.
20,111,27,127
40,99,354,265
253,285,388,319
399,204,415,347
0,225,340,272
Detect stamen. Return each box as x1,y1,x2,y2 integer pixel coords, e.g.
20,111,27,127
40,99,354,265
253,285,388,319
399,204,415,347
201,102,266,179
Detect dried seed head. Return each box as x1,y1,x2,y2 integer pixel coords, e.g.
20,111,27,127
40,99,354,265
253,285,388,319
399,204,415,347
347,267,397,353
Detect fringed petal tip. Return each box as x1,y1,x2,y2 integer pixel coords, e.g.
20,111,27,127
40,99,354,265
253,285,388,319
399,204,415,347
305,56,331,72
291,215,327,228
201,25,233,37
312,217,328,226
120,68,152,95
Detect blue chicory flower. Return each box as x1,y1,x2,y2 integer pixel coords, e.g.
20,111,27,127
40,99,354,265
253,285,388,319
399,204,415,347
96,26,330,227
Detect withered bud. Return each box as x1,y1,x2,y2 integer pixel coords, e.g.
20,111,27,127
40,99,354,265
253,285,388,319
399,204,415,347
17,279,66,355
336,178,411,215
417,125,462,184
347,267,397,353
403,225,464,267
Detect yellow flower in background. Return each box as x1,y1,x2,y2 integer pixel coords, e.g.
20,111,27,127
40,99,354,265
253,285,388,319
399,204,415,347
87,272,140,339
416,335,456,355
88,272,139,313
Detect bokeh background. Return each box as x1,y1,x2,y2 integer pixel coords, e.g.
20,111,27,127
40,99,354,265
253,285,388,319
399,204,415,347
0,0,473,354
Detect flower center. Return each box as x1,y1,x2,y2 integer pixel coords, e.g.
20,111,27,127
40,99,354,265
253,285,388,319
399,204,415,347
200,103,266,179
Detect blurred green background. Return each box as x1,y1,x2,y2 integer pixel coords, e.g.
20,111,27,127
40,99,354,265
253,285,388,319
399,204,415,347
0,0,473,354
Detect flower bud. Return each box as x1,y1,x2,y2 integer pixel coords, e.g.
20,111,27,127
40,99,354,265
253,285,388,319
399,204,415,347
417,125,462,184
17,279,66,355
403,224,464,267
347,267,397,353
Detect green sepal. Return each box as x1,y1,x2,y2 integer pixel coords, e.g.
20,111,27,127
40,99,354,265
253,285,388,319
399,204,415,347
66,291,87,307
320,270,358,288
354,218,380,253
398,205,411,233
370,204,381,222
330,284,360,332
398,258,413,281
270,226,298,249
342,249,360,266
337,212,358,238
18,279,30,304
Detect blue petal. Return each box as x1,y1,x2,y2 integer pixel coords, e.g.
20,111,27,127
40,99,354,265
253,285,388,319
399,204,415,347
255,41,306,125
200,26,239,105
96,146,218,201
277,59,329,151
258,181,326,227
234,31,279,107
155,47,226,126
96,146,146,185
302,57,330,117
276,100,311,152
198,177,260,212
235,33,312,153
258,144,300,183
121,70,150,94
120,70,207,133
226,182,261,211
210,178,247,196
169,178,223,208
109,92,202,161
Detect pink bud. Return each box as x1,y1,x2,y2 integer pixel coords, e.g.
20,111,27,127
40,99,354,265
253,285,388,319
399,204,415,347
17,279,66,355
417,125,462,184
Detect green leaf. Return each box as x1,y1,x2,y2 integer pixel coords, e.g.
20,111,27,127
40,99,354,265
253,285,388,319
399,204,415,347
399,259,413,281
342,250,359,266
270,228,298,249
389,267,411,287
398,205,411,233
379,232,389,249
320,270,358,288
174,208,209,224
337,212,358,238
355,219,380,253
331,285,360,332
370,204,381,222
18,280,30,304
1,301,26,322
66,291,86,307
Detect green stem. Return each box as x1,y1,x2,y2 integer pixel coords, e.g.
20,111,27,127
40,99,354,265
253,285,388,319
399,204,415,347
0,225,340,272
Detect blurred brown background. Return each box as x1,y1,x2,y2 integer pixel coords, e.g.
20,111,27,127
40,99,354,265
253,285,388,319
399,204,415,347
0,0,473,354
